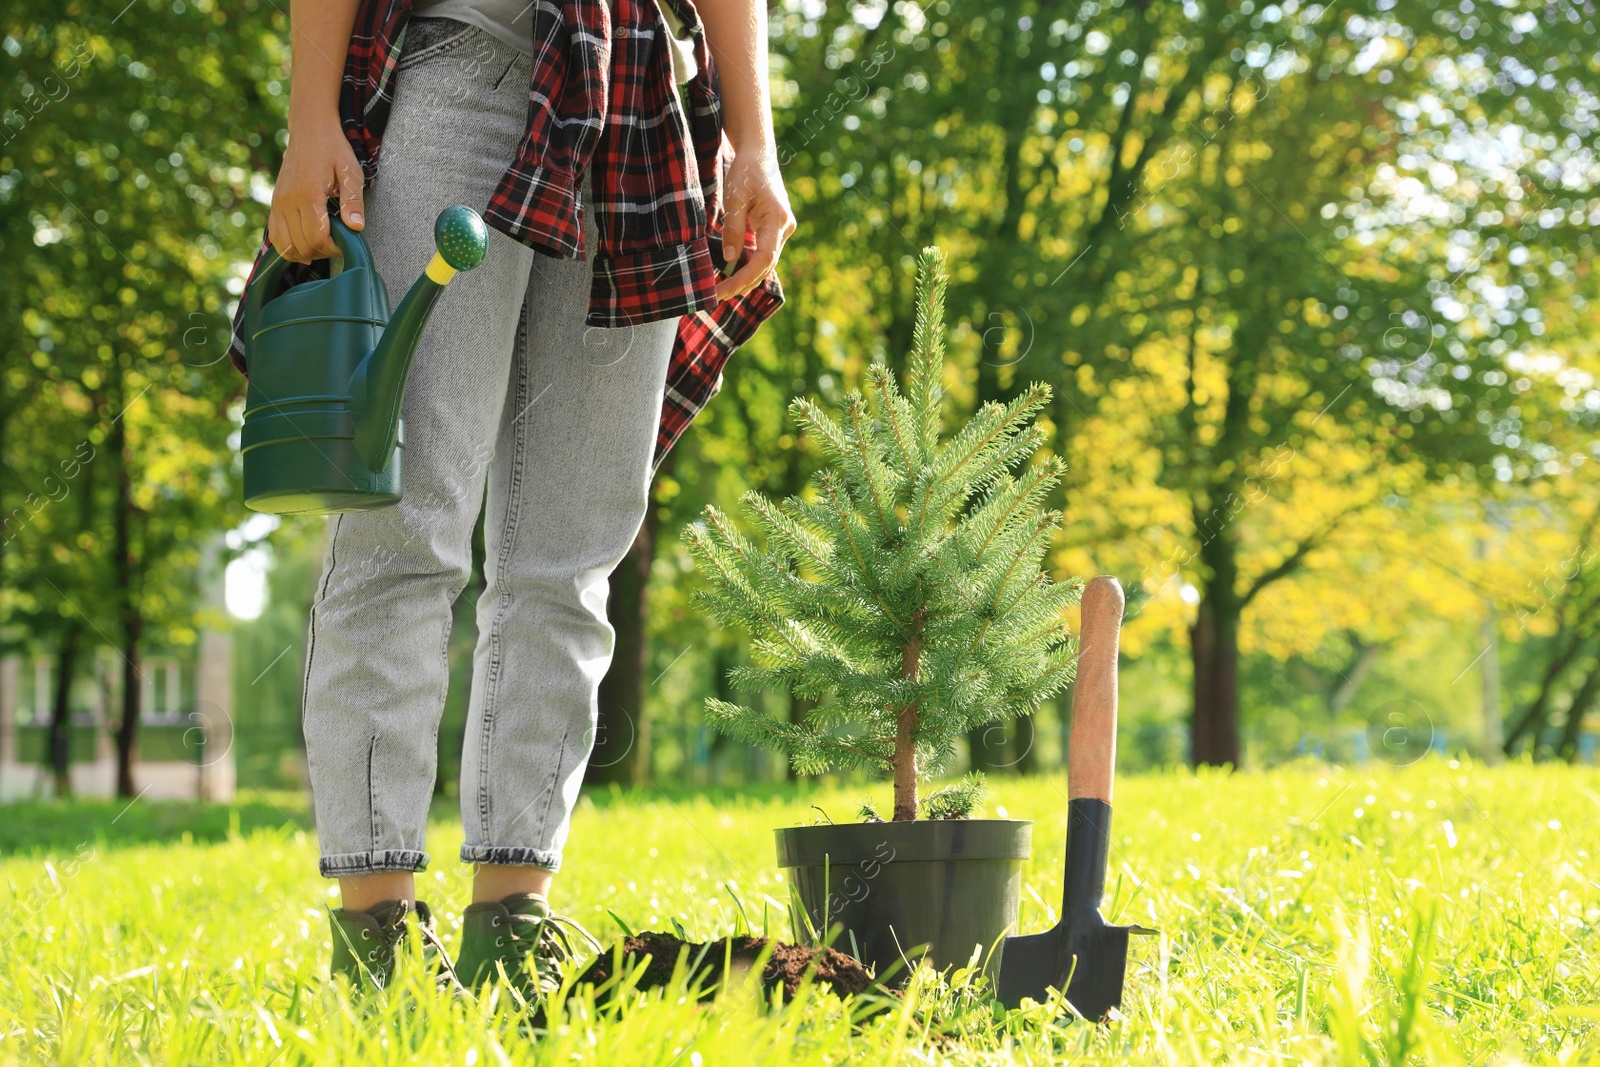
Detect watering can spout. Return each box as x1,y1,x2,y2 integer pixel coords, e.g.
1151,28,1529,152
350,206,491,472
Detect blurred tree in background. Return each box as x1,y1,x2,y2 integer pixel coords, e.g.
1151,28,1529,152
723,0,1600,767
1,0,285,794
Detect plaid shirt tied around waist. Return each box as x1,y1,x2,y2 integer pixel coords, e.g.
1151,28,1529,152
228,0,783,466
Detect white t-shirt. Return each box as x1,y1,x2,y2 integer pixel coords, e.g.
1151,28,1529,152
412,0,533,57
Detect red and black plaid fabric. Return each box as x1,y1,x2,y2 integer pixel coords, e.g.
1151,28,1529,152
228,0,782,467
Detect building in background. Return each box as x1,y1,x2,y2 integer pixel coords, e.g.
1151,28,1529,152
0,596,235,803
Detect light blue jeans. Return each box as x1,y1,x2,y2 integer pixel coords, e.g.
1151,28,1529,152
302,19,678,877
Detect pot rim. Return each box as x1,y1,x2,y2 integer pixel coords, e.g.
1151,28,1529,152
775,817,1032,866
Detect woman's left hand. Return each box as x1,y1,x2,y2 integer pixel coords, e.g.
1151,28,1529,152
717,146,797,301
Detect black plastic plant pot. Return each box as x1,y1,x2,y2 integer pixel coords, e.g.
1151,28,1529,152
776,819,1031,985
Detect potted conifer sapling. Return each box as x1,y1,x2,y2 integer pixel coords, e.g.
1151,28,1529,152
684,248,1081,982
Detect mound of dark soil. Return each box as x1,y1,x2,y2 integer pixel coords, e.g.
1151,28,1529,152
574,932,874,1003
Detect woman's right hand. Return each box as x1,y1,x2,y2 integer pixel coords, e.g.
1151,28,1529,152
268,118,366,264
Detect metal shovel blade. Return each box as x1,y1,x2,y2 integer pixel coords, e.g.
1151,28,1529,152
996,914,1133,1019
997,796,1155,1018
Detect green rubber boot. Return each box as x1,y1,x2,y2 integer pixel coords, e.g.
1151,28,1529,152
454,893,600,1001
329,899,454,993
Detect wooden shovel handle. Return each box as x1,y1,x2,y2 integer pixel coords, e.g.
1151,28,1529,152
1068,575,1124,803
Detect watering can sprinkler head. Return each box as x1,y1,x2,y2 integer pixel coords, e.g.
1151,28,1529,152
428,205,492,276
238,205,489,515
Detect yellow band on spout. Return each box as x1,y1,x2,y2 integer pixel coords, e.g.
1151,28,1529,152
425,252,458,285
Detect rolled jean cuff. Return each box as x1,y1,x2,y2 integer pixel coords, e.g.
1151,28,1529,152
460,844,561,871
319,849,430,877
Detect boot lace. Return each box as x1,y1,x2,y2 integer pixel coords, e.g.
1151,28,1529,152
490,906,602,998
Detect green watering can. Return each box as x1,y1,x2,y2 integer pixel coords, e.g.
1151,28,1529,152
238,205,489,515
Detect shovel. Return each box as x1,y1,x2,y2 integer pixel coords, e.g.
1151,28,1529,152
996,575,1155,1017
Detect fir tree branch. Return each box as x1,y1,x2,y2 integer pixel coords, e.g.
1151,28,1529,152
871,366,923,475
972,514,1060,639
745,493,834,578
823,475,910,635
907,249,949,455
691,509,816,661
706,698,890,769
843,394,896,540
790,396,852,464
914,393,1051,551
965,459,1063,563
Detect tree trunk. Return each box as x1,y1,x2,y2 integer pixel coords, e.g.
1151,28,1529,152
111,412,142,798
705,643,736,784
785,693,815,781
966,722,1010,773
891,608,926,821
1190,528,1242,768
892,709,919,821
589,463,670,787
1013,714,1039,774
48,621,83,797
1503,630,1586,755
1328,640,1380,715
1556,655,1600,762
1479,596,1502,763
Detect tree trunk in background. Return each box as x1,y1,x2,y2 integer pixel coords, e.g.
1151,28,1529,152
0,403,11,592
967,722,1011,773
1328,641,1381,715
1479,595,1503,763
1556,654,1600,762
49,621,83,797
1190,528,1242,768
784,693,815,781
1502,630,1585,754
1013,714,1039,774
111,412,143,798
705,643,736,783
589,456,673,787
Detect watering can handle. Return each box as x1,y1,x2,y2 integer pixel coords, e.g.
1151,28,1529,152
238,215,378,365
1068,576,1123,804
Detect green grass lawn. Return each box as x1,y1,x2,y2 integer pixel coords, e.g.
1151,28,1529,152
1,759,1596,1065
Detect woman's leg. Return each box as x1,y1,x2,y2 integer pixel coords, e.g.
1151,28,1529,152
459,180,679,900
300,20,536,906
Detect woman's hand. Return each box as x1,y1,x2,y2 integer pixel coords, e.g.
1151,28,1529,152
697,0,793,300
717,146,797,301
270,0,364,263
268,118,365,264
